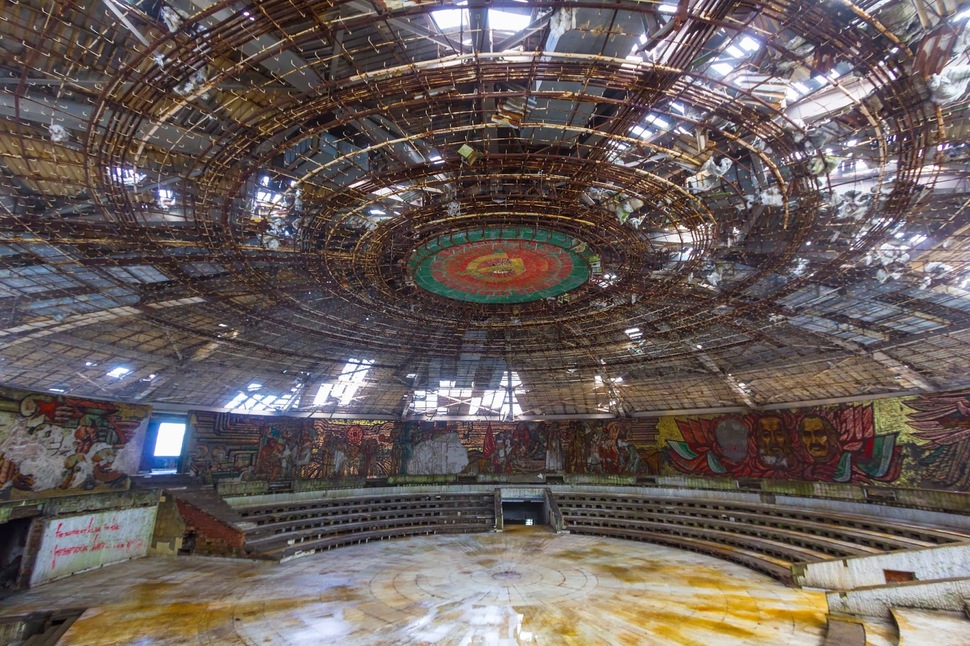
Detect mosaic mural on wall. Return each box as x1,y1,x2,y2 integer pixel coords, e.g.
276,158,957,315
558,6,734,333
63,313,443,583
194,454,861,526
662,404,902,484
186,412,662,482
186,412,313,482
903,389,970,490
0,387,150,499
186,387,970,491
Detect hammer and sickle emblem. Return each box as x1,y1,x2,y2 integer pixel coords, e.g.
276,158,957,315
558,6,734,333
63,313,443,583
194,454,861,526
464,251,526,282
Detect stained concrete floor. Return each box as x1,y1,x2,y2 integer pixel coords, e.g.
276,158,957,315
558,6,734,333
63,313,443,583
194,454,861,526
891,608,970,646
2,526,831,645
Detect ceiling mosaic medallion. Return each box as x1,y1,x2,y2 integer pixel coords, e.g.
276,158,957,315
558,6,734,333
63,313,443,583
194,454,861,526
409,228,595,304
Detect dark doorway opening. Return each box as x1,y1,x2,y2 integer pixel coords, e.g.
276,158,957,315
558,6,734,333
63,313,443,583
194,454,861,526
0,517,31,594
502,501,545,526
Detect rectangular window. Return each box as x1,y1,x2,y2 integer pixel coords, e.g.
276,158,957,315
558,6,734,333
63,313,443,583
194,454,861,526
154,421,186,457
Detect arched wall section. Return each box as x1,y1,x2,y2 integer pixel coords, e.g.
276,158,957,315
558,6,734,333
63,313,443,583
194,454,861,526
185,388,970,491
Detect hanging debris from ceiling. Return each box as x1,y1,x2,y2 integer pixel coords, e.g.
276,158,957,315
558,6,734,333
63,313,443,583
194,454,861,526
457,144,481,165
685,157,733,194
928,25,970,104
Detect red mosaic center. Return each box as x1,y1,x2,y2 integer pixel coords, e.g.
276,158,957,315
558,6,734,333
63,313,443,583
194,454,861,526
409,229,592,304
435,242,568,291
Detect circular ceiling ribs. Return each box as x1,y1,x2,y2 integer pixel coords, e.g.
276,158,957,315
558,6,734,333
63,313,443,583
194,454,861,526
0,0,965,414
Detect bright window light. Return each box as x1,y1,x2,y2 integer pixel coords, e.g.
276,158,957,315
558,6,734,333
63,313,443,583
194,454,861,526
255,188,282,204
432,8,468,31
106,366,131,379
157,188,175,208
596,272,619,288
313,358,374,407
110,167,145,186
630,125,650,139
739,36,761,52
224,392,247,409
223,391,294,412
371,186,407,202
488,8,530,32
154,422,186,457
710,62,733,76
414,370,521,418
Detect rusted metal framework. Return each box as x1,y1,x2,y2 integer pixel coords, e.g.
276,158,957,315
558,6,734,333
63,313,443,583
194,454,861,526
0,0,969,417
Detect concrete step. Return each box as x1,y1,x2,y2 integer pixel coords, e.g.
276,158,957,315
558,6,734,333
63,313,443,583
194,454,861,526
827,576,970,618
823,616,866,646
171,488,252,531
857,617,897,646
891,608,970,646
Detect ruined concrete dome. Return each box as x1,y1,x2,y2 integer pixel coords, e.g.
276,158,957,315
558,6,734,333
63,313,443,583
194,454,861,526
1,0,969,416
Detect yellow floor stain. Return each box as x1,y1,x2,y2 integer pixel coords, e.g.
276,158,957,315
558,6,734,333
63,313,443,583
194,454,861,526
3,531,834,645
64,596,323,644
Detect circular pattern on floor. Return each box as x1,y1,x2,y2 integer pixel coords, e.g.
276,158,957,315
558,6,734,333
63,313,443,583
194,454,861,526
3,528,829,645
368,531,598,608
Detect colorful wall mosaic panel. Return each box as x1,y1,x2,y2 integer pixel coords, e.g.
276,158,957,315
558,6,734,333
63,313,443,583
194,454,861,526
184,388,970,491
0,387,150,499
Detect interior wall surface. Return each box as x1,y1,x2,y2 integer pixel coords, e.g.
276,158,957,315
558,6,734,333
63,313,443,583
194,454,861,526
27,505,157,586
794,543,970,589
184,387,970,490
0,387,152,500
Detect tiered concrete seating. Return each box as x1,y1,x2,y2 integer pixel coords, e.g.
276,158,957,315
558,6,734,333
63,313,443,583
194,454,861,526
553,491,970,583
234,491,496,561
